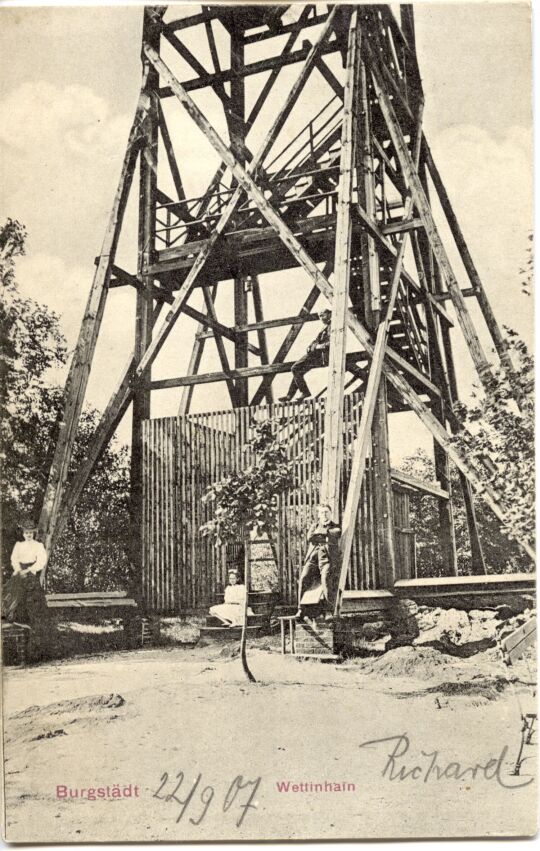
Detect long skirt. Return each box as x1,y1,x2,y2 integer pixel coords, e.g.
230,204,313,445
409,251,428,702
209,602,255,627
2,573,54,659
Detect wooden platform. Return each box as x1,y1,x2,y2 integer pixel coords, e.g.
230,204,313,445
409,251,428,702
279,616,338,659
394,573,536,595
46,591,138,614
199,624,266,640
45,592,156,649
393,574,536,610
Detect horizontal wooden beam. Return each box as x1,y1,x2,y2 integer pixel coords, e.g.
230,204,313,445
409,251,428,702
390,468,450,500
164,12,214,33
382,217,423,236
153,58,532,557
433,288,476,302
243,13,330,44
234,312,320,333
149,212,341,277
393,573,536,596
354,205,453,325
180,302,260,355
148,350,373,391
158,41,338,97
148,360,298,390
371,60,494,385
109,264,174,303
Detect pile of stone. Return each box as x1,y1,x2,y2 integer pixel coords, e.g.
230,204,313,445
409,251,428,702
414,604,536,655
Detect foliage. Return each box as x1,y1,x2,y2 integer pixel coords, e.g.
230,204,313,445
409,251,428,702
1,218,131,591
49,408,132,592
519,233,533,296
200,419,295,546
200,419,294,684
450,333,534,555
399,446,531,578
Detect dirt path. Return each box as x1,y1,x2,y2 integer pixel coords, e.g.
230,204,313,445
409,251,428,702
2,643,537,841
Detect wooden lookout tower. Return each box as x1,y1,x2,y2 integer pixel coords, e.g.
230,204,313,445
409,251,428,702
38,3,533,616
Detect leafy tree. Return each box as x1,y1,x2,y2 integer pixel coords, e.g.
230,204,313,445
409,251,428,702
49,407,132,593
403,239,534,574
201,419,294,681
450,333,534,557
1,218,131,592
397,449,529,577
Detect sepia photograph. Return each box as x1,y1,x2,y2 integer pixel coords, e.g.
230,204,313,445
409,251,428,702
0,0,536,842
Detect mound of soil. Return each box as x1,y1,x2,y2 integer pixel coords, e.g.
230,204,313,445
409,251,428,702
425,676,509,700
395,675,511,706
363,646,457,678
13,693,125,719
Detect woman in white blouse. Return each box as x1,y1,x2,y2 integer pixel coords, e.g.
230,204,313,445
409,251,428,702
11,522,48,577
4,519,50,637
209,569,254,627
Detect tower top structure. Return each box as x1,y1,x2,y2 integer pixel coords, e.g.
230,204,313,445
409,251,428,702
38,4,532,599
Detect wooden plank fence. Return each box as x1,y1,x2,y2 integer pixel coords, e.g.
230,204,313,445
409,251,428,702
142,394,415,612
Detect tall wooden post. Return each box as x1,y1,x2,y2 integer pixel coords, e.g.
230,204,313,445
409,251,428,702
231,26,248,407
320,10,358,519
130,8,159,593
416,164,458,576
357,55,395,589
433,263,487,574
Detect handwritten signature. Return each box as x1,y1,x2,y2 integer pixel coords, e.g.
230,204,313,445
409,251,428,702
153,770,261,827
359,733,533,788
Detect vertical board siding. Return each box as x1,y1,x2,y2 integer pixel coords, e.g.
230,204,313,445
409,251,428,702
142,394,411,612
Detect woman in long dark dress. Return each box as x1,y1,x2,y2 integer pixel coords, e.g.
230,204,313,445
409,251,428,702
3,519,53,659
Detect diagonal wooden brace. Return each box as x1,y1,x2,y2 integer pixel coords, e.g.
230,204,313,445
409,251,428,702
369,54,495,388
52,10,340,548
334,99,426,610
38,93,149,559
147,46,534,563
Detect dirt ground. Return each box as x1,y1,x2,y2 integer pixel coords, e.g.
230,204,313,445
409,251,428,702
1,634,537,842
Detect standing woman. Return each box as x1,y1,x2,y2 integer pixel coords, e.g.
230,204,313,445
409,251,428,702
4,518,52,658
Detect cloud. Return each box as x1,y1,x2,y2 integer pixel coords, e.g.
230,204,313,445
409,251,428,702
0,80,129,160
0,80,133,267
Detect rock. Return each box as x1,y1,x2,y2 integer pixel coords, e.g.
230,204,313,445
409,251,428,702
362,621,388,641
416,607,442,632
416,607,471,646
219,643,240,658
469,609,497,621
398,598,419,617
495,605,515,621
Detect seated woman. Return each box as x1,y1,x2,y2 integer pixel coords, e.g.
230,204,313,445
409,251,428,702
209,569,254,627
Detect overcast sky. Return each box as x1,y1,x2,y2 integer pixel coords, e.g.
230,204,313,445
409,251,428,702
0,1,533,462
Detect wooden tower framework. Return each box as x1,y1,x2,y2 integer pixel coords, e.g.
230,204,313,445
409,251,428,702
38,3,534,611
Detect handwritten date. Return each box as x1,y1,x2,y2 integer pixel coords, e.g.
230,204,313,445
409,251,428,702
153,770,261,827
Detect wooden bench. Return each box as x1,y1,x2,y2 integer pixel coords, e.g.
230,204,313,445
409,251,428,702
46,590,138,615
46,592,157,648
497,617,537,776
